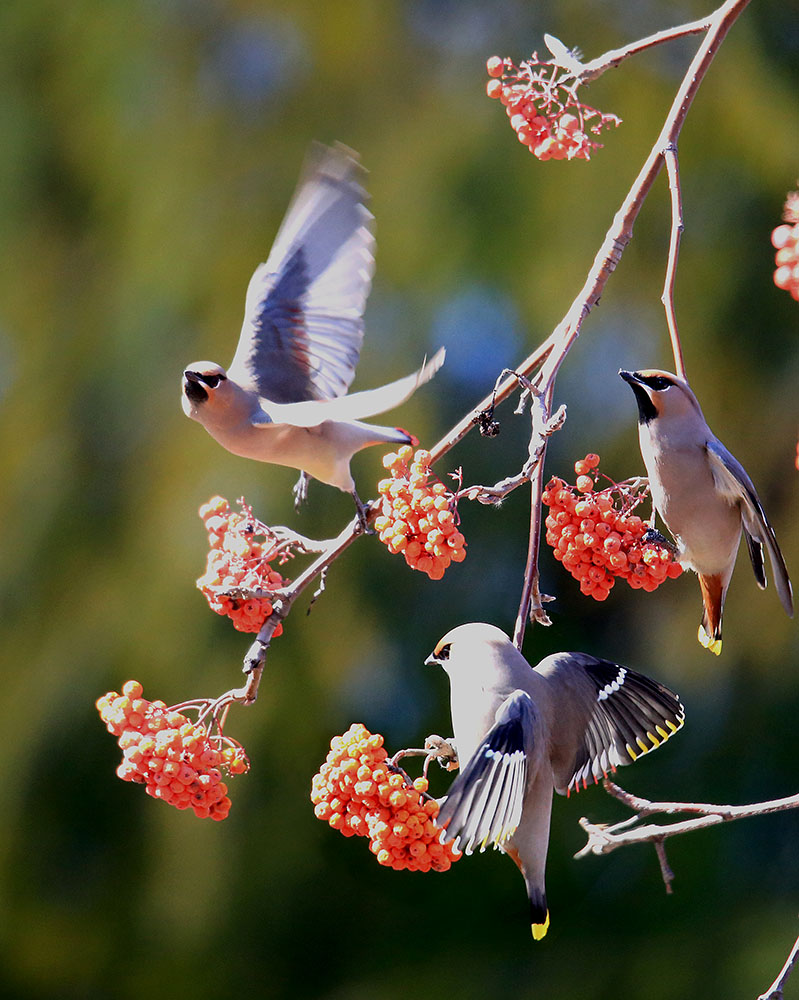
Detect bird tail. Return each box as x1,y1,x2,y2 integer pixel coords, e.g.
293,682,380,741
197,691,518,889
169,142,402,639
697,573,724,655
394,427,419,447
505,844,550,941
528,888,550,941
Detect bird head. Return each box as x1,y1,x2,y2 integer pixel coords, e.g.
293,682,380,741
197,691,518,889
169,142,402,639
425,622,516,679
619,368,701,425
181,362,229,417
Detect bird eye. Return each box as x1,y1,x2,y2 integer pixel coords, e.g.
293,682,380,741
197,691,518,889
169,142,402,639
437,643,451,661
203,373,224,389
648,376,672,391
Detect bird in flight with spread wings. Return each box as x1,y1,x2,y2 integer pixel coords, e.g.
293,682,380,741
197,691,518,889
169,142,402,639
182,142,444,524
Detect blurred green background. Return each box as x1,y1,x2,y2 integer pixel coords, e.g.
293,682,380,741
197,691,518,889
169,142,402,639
1,0,798,997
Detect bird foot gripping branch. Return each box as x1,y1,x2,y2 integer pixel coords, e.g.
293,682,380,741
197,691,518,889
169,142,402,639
543,454,683,600
311,724,462,873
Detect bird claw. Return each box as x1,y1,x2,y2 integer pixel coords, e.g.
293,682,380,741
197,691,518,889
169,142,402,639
642,528,678,555
424,734,459,771
351,490,374,533
293,472,310,511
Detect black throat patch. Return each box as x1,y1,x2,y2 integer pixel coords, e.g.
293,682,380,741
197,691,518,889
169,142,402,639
627,381,657,424
184,379,209,404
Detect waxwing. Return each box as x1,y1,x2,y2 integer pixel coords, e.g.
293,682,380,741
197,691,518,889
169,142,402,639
426,622,684,939
181,142,444,520
620,369,793,654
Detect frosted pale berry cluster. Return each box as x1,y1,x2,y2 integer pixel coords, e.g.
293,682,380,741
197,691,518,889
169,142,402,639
197,495,285,634
543,454,682,600
96,681,249,820
311,723,461,873
772,190,799,302
485,54,620,161
375,447,466,580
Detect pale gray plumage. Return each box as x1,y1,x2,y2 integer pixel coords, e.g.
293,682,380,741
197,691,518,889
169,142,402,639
425,622,684,939
181,142,444,508
619,369,792,654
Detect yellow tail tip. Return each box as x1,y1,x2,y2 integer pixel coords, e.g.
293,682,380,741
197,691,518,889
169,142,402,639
697,624,722,656
531,911,550,941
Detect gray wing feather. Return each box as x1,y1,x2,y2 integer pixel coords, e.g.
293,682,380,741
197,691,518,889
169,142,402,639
260,348,445,427
706,439,793,616
228,143,375,404
537,654,684,795
435,690,535,855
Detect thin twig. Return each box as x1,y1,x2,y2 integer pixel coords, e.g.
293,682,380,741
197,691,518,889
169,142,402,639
576,15,712,84
427,342,555,463
653,839,675,894
758,931,799,1000
514,382,557,646
453,371,567,506
662,143,687,378
576,779,799,862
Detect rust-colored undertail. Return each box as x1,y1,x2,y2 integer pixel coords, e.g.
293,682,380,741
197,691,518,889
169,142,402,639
697,572,724,656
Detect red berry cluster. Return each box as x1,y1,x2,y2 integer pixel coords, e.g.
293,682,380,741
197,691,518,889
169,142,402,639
772,190,799,301
543,454,683,601
96,680,249,820
311,724,461,873
197,495,285,634
485,54,620,161
375,447,466,580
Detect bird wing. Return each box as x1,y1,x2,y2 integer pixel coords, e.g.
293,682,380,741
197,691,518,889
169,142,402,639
435,690,535,855
259,348,445,427
537,655,684,795
706,439,793,616
227,143,375,404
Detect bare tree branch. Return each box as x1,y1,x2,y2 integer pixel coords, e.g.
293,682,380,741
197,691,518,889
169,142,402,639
758,931,799,1000
662,143,687,378
575,779,799,865
575,15,712,84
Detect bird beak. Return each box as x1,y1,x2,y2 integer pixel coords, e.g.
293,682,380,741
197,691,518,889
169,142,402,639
183,370,210,404
619,369,657,423
424,653,437,667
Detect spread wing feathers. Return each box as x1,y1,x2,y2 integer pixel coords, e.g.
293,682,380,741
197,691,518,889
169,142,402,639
548,656,684,795
228,143,375,405
435,691,535,856
260,348,446,427
706,439,793,616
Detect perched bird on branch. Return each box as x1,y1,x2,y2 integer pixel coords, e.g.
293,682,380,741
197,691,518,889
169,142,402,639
620,369,793,654
426,622,684,939
181,142,445,523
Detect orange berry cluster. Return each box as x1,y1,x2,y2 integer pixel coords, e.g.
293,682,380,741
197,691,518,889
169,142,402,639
375,447,466,580
96,680,249,820
772,190,799,301
197,495,285,634
543,454,683,601
485,54,620,161
311,723,461,873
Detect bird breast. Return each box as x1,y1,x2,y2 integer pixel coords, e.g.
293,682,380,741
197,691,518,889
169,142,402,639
448,682,507,771
639,428,741,574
